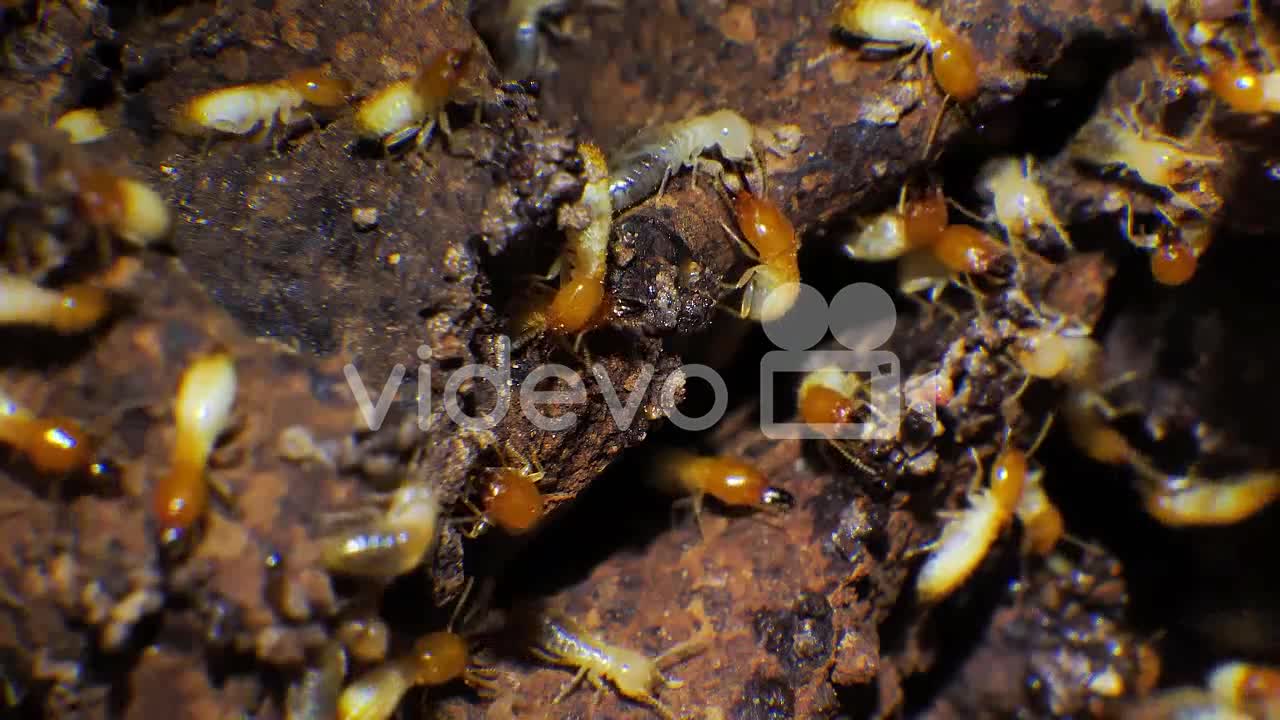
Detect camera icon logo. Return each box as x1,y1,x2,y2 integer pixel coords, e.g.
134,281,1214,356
759,282,925,441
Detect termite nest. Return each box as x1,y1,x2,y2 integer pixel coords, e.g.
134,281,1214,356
1,0,1280,717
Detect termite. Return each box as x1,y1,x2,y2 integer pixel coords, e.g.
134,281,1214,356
53,108,109,144
832,0,980,101
832,0,979,155
1008,325,1138,466
916,439,1037,603
321,475,441,579
1069,95,1221,216
175,66,351,148
529,610,707,720
542,141,614,335
465,445,569,536
844,185,948,261
1137,469,1280,526
338,581,497,720
976,156,1070,247
74,170,171,247
652,448,793,535
724,189,802,323
337,630,497,720
1208,660,1280,715
355,48,471,152
151,352,237,548
0,275,110,334
0,386,95,475
286,642,347,720
607,109,760,213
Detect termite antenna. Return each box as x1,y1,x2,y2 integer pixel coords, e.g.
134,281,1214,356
922,94,952,160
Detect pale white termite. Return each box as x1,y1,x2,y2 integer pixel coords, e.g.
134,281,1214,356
530,610,707,720
320,479,441,578
607,109,759,212
976,155,1070,246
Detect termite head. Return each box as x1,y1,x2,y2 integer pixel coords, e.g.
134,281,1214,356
417,47,473,100
50,284,112,334
337,616,391,663
904,187,948,247
24,417,95,474
1150,236,1197,286
990,447,1028,515
410,631,469,686
929,25,980,101
734,190,798,263
484,467,546,534
799,367,861,427
545,276,606,333
286,66,352,107
933,224,1006,274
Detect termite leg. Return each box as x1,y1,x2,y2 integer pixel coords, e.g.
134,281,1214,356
721,221,761,264
552,666,589,703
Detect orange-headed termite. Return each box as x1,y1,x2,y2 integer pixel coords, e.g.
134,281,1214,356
0,275,110,334
845,185,948,261
915,438,1043,602
355,49,471,151
338,580,497,720
151,352,237,548
725,189,801,323
75,170,171,247
832,0,980,102
175,66,351,147
543,142,614,334
466,445,569,537
1069,97,1221,215
652,448,792,536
